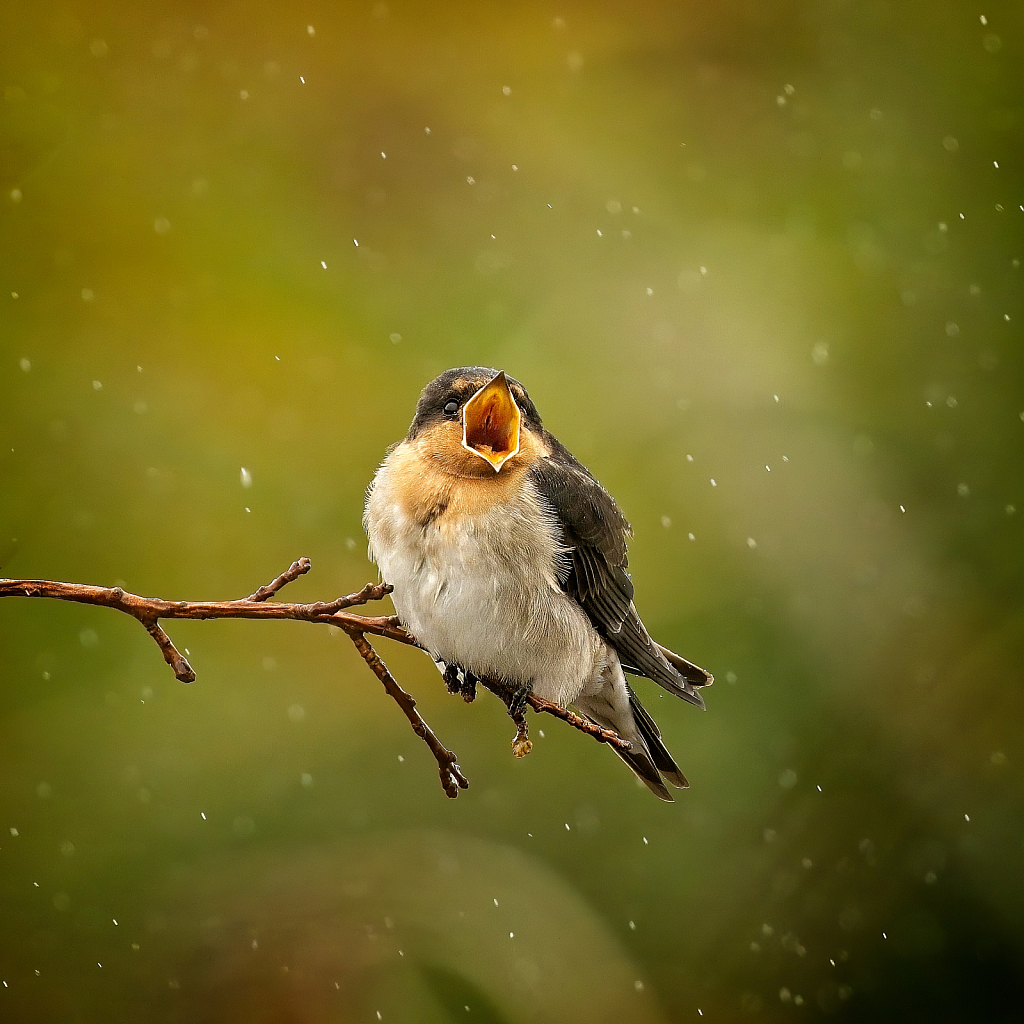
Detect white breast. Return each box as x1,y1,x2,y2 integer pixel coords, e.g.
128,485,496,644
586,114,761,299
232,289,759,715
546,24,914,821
364,459,604,706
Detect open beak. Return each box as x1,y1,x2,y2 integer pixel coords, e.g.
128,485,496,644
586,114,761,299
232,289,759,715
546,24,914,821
461,370,521,472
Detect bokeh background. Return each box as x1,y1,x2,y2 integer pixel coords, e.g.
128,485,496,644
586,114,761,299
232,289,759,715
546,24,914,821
2,1,1023,1020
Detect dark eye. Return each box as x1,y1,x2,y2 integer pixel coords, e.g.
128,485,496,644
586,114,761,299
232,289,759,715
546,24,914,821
443,400,459,417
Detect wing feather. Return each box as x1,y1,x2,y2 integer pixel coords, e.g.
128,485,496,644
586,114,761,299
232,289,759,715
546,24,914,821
530,436,709,707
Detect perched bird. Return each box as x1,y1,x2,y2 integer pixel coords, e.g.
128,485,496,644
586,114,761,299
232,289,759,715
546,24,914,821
364,367,712,800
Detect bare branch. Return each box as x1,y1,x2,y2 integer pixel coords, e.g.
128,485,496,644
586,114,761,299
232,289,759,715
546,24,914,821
527,693,632,751
142,618,196,683
0,559,628,797
0,576,414,643
0,563,459,790
349,632,469,798
246,556,312,602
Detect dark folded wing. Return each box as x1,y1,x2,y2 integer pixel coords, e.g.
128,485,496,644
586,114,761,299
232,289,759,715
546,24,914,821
530,436,709,707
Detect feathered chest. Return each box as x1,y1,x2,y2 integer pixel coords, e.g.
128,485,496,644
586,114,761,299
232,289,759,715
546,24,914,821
363,443,572,671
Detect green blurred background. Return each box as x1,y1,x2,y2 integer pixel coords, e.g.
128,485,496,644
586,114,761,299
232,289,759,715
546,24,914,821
2,1,1023,1020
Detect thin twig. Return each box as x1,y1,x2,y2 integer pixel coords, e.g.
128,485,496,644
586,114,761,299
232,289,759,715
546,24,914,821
527,693,632,751
0,563,457,787
0,559,629,795
349,632,468,797
247,557,312,602
143,619,195,683
0,577,414,645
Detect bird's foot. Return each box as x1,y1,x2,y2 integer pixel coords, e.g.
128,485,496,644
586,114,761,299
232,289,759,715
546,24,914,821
507,681,533,758
441,662,478,703
460,673,479,703
511,715,533,758
475,677,535,757
507,680,532,720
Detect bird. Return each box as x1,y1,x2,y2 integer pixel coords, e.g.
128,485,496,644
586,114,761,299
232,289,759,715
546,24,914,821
363,367,712,800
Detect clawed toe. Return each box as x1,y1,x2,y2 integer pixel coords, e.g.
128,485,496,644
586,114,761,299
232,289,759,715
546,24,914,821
441,662,478,702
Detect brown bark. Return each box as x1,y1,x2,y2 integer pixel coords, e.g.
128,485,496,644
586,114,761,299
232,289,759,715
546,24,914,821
1,558,630,797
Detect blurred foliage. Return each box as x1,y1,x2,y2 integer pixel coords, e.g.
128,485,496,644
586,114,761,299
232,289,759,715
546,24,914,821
2,0,1023,1020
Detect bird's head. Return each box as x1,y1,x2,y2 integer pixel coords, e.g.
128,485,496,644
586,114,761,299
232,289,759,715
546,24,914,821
407,367,543,476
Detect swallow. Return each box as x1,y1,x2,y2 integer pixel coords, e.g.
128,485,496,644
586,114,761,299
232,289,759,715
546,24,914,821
363,367,712,800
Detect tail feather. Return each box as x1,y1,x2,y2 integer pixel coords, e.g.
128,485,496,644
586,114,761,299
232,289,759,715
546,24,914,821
615,744,674,802
655,643,713,689
573,657,688,801
628,687,688,790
